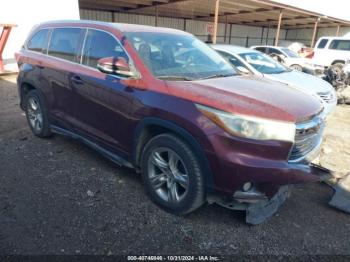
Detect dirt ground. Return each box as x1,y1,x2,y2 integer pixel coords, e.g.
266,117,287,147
1,74,350,256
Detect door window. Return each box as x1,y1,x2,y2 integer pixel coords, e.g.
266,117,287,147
329,40,350,51
218,51,249,70
268,48,283,55
27,29,49,53
82,29,129,69
317,39,329,49
48,28,83,62
255,47,267,53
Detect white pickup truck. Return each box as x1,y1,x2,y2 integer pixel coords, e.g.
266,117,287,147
312,37,350,67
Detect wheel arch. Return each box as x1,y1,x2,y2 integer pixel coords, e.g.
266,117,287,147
331,60,345,65
132,117,215,190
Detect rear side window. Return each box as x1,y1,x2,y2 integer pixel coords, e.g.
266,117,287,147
27,29,49,53
82,29,129,69
329,40,350,51
48,28,83,62
255,47,267,53
317,39,328,49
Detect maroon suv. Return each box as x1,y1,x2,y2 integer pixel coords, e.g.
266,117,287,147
16,20,326,224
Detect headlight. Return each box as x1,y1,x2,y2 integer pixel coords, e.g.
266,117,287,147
196,104,295,142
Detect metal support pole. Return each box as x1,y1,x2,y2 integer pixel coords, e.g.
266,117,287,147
266,23,270,45
224,15,228,43
0,25,14,72
155,6,159,27
311,18,319,48
336,25,341,37
261,27,265,44
274,10,283,46
229,23,232,44
213,0,220,44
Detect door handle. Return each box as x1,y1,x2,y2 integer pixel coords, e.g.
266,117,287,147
70,75,84,85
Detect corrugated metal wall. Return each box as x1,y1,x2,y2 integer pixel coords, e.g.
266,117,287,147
80,9,289,47
286,27,350,45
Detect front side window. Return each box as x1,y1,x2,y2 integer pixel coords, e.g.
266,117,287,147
48,28,83,62
27,29,49,53
329,40,350,51
317,39,329,49
217,51,249,70
281,48,299,58
126,32,236,80
82,29,129,69
239,52,287,74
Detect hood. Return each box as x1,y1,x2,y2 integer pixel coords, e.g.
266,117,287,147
265,71,334,94
165,75,323,123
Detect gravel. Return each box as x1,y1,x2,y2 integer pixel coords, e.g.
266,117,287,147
1,75,350,256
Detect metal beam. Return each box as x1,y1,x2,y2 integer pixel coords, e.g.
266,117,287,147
213,0,220,44
336,25,341,36
311,18,320,48
274,10,283,46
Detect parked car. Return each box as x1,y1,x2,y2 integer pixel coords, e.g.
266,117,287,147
213,44,337,116
312,37,350,68
251,45,322,74
16,20,326,224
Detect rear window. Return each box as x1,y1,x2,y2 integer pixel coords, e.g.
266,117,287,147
48,28,83,62
317,39,329,49
329,40,350,51
27,29,49,53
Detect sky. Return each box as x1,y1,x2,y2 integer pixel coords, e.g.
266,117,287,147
272,0,349,20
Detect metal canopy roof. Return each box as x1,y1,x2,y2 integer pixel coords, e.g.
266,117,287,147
79,0,350,29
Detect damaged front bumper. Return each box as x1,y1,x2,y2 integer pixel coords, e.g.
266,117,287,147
214,164,332,225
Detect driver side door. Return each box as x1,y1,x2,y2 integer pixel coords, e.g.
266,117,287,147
69,29,135,155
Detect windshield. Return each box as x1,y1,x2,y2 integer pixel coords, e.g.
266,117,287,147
281,48,299,58
126,32,236,80
239,52,287,74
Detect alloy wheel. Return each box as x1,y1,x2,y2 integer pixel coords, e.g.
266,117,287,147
147,148,189,204
27,97,43,133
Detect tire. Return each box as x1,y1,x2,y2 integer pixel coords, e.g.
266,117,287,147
141,133,205,214
290,64,303,71
24,89,52,138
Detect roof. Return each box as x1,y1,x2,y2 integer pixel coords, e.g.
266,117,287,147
35,19,190,34
79,0,350,29
212,44,256,54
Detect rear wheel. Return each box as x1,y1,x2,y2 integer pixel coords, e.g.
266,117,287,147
141,133,205,214
25,89,52,138
290,64,303,71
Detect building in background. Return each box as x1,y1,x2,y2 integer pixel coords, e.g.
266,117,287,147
0,0,79,72
1,0,350,72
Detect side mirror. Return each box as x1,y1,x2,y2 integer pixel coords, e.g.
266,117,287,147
236,66,250,74
97,57,135,78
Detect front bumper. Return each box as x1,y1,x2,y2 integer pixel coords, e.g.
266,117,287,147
207,132,325,198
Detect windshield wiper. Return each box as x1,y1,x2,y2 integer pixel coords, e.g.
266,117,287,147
157,76,194,81
197,73,235,80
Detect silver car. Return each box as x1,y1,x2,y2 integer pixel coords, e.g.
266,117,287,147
212,44,337,116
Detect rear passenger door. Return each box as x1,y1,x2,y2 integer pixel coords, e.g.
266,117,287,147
69,29,134,154
44,28,85,128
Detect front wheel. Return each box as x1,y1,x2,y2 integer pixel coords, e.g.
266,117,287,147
141,133,205,214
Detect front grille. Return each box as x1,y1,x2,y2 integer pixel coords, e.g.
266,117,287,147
318,91,334,103
289,115,324,162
